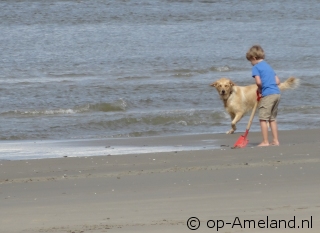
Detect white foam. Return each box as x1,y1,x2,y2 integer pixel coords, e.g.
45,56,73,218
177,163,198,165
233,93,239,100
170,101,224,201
0,139,218,160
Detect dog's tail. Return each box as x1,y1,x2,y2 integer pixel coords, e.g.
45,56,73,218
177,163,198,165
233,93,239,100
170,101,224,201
279,77,300,91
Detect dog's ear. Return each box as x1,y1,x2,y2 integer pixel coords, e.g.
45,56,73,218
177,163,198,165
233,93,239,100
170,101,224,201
210,82,217,87
229,81,236,86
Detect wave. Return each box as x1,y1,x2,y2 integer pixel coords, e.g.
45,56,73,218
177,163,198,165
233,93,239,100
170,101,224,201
0,109,229,140
81,109,227,129
65,109,229,139
3,105,320,140
46,72,96,78
157,65,236,77
280,105,320,114
117,76,151,80
209,65,231,72
87,100,127,112
0,99,128,117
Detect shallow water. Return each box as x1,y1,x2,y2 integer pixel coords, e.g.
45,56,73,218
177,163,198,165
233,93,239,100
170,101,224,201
1,0,320,145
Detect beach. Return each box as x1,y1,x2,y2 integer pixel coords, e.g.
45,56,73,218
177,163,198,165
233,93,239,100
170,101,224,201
1,129,319,233
1,1,320,232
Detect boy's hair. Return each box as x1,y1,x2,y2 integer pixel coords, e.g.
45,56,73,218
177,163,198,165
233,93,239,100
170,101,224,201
246,45,265,61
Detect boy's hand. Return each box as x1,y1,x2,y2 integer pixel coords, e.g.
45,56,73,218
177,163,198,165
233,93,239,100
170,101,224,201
256,90,262,101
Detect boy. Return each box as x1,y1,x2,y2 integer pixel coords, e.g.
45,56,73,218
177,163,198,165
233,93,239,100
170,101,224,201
246,45,281,146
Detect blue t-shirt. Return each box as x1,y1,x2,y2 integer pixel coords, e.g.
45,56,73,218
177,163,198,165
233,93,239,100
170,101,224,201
252,60,280,96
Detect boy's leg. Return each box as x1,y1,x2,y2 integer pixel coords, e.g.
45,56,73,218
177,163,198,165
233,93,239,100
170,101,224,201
269,120,279,145
269,95,280,146
258,96,270,147
257,94,280,147
258,120,269,146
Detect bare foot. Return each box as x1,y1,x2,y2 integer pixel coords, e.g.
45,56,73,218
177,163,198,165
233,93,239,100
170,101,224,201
271,141,280,146
257,142,270,147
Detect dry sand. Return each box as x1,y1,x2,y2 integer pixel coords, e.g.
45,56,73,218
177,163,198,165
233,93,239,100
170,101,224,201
1,129,319,232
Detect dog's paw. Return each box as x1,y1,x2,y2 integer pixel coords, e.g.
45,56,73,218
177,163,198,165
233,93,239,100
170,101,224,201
226,130,234,134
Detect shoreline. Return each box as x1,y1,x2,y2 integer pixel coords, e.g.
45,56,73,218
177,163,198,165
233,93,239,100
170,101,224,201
0,128,319,161
0,128,319,232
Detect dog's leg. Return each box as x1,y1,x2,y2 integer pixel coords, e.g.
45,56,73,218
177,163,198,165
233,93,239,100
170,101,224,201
226,113,235,134
226,113,243,134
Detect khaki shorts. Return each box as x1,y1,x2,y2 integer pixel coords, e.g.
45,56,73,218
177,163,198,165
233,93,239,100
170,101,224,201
258,94,281,121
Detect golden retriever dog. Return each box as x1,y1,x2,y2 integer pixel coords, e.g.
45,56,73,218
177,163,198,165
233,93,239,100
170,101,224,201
210,77,299,134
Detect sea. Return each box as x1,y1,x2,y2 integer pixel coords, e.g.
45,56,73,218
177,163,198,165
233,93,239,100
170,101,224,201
1,0,320,159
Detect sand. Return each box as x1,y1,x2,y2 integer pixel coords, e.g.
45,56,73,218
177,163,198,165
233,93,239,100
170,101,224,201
1,129,319,232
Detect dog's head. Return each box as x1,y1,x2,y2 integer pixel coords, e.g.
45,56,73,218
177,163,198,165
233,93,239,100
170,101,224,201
210,78,235,100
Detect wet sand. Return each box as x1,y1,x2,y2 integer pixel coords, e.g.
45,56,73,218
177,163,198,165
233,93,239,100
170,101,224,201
1,129,320,232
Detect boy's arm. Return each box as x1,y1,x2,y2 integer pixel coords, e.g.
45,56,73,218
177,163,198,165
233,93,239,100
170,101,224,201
275,75,280,85
254,75,262,93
